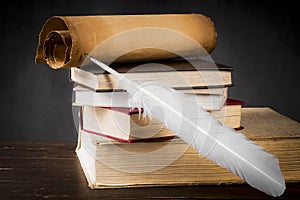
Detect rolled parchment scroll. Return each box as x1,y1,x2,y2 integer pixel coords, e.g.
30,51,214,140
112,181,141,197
35,14,217,69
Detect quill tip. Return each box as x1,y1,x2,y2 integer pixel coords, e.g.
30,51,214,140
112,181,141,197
83,52,89,58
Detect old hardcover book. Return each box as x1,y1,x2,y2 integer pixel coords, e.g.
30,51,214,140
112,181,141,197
73,85,228,111
80,98,244,142
76,107,300,189
70,58,233,91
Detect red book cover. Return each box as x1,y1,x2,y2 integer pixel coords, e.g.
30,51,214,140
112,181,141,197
79,107,175,143
79,98,245,142
225,98,245,106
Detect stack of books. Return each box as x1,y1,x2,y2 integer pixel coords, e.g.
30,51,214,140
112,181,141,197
71,56,245,188
34,14,300,195
34,12,246,189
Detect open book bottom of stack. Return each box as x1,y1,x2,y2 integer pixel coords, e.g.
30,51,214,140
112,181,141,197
76,107,300,189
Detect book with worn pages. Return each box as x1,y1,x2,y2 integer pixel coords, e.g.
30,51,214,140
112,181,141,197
73,85,228,111
76,107,300,189
80,98,244,142
70,59,233,91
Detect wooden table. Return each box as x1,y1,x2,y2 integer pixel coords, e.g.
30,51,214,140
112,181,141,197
0,142,299,199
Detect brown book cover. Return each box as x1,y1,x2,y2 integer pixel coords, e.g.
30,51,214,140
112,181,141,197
70,58,233,91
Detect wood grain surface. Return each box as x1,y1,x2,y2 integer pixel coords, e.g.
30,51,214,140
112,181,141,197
0,142,299,199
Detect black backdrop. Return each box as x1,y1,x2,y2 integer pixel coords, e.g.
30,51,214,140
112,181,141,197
1,0,299,141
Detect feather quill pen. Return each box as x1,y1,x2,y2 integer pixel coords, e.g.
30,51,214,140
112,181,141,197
84,53,285,197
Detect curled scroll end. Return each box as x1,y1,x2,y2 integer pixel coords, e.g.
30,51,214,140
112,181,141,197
44,30,72,69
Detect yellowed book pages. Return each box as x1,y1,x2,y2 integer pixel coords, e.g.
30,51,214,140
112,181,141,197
76,107,300,189
35,14,217,69
240,107,300,139
81,104,242,142
70,60,232,90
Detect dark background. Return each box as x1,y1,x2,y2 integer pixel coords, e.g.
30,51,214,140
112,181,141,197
0,0,299,142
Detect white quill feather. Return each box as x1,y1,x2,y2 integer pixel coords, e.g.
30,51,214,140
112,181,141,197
84,54,285,197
